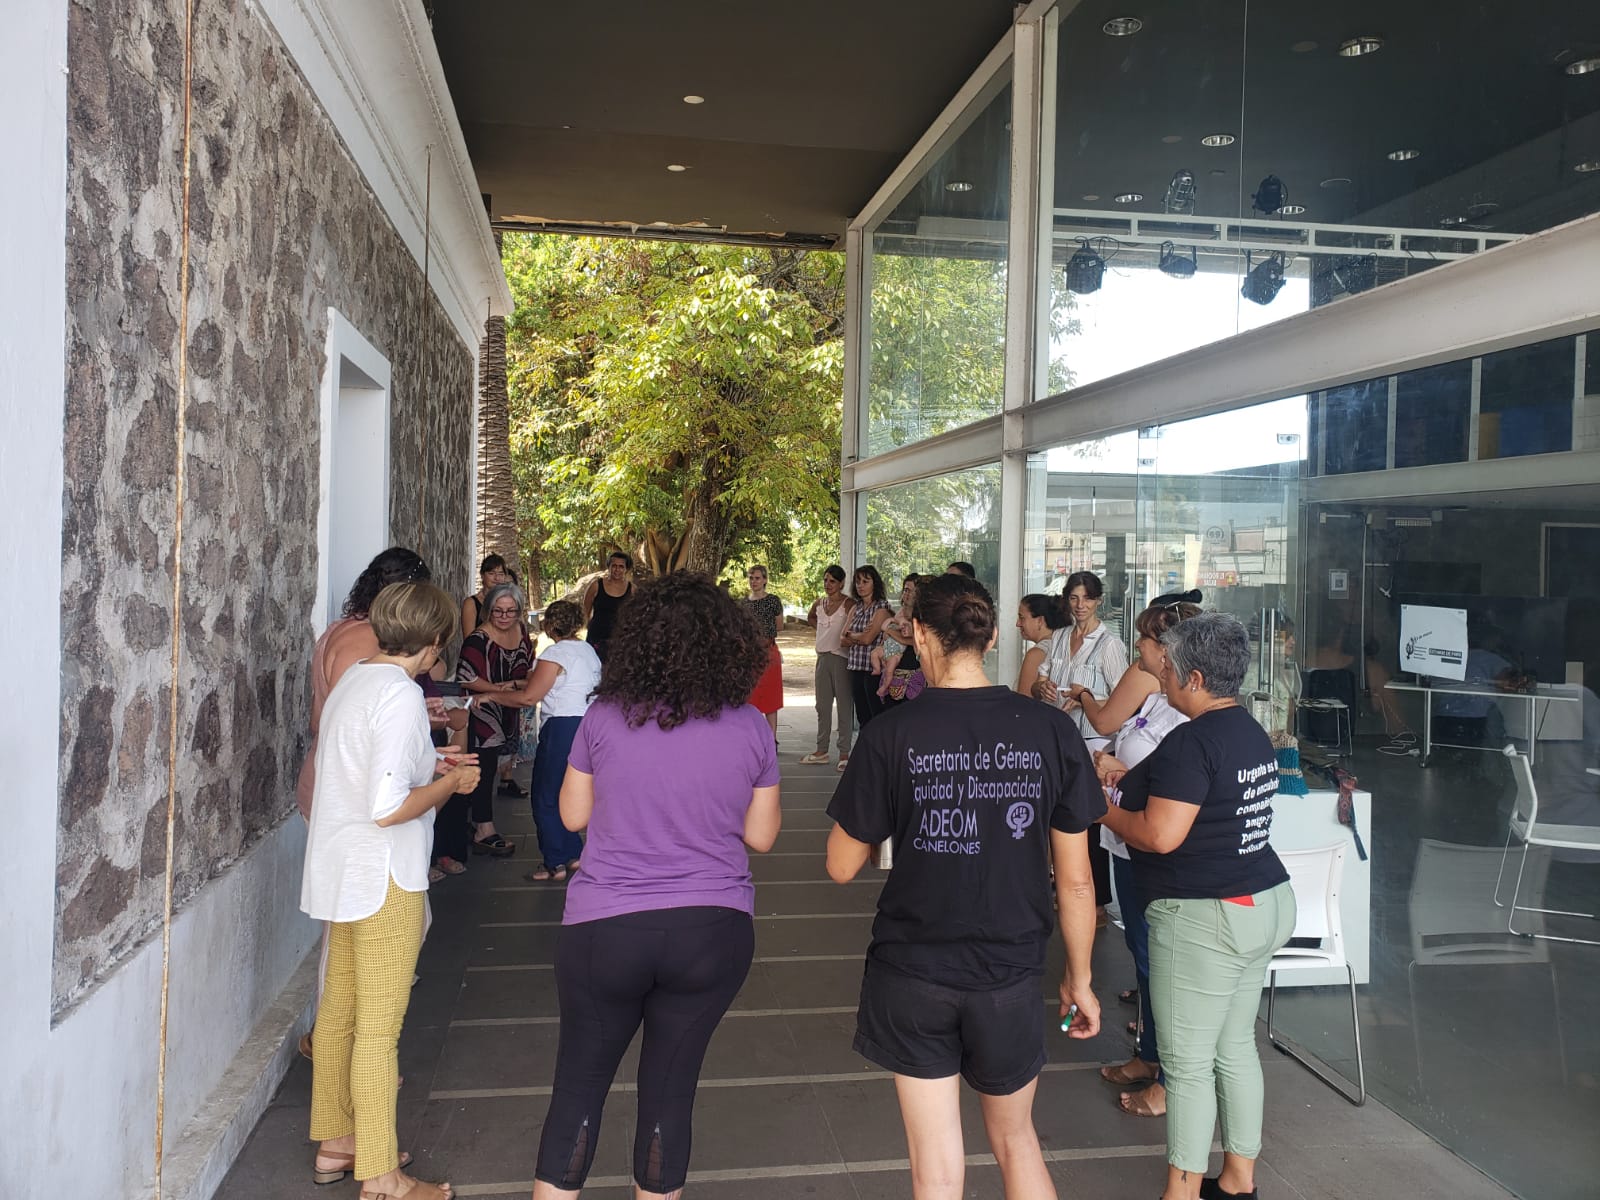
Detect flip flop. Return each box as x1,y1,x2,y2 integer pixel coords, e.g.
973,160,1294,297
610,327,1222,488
524,866,554,882
435,857,467,875
1118,988,1139,1005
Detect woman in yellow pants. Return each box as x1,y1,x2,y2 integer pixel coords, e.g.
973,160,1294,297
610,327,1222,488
301,581,479,1200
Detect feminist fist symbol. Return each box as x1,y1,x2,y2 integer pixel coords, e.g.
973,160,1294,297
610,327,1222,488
1006,802,1035,839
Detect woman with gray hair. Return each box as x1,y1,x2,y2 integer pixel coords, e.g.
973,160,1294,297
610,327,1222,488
1097,612,1294,1200
441,582,538,874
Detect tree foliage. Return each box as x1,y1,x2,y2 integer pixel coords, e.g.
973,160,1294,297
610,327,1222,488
504,235,844,587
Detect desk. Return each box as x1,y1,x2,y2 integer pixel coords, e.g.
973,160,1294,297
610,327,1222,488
1384,681,1582,767
1270,788,1371,987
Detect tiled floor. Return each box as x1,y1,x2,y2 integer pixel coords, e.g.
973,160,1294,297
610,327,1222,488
221,704,1519,1199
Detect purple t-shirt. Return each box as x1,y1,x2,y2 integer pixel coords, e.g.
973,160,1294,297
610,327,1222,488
562,700,781,925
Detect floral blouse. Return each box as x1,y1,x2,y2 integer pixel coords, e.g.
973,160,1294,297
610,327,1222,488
457,629,535,748
746,593,784,641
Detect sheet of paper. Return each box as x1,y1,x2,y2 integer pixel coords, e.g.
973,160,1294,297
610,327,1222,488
1399,604,1468,681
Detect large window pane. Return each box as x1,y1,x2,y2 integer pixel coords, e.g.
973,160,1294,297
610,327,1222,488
862,465,1001,596
865,81,1011,456
1036,2,1600,401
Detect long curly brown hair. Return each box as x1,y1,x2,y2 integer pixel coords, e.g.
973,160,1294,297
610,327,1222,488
594,571,769,729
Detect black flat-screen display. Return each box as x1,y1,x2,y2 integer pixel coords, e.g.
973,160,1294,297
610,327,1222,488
1394,592,1568,686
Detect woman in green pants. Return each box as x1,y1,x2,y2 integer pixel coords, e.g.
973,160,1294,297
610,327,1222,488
1099,612,1295,1200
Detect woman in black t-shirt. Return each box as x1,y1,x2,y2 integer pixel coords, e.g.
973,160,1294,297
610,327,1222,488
1099,613,1295,1200
826,574,1104,1200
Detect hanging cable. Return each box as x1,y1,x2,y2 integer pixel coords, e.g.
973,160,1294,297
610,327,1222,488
154,0,197,1193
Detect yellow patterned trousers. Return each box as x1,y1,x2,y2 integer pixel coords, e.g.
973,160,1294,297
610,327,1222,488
309,878,426,1179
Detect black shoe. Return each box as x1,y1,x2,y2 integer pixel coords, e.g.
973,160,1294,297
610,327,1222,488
498,779,527,797
1199,1179,1257,1200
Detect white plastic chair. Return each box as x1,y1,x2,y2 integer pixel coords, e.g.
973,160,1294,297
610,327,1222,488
1264,843,1365,1105
1494,751,1600,944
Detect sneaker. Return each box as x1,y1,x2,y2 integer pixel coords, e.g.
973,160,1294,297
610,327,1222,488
799,751,829,765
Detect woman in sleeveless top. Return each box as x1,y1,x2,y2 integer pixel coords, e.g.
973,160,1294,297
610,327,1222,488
462,553,509,640
583,550,634,662
801,565,855,767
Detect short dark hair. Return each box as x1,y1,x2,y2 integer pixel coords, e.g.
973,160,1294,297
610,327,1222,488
824,564,846,584
1020,592,1069,630
1063,570,1104,600
343,547,430,619
914,574,996,658
607,550,634,569
946,561,976,578
369,582,458,656
479,553,507,578
542,599,584,640
594,572,767,730
852,565,887,605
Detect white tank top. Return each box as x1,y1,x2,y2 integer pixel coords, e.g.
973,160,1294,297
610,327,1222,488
814,597,850,655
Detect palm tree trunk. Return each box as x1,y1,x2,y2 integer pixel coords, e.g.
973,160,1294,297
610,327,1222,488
476,234,519,579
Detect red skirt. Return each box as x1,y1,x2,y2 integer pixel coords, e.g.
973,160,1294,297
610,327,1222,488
749,641,784,713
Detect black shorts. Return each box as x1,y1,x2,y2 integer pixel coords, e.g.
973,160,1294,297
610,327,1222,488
852,962,1046,1095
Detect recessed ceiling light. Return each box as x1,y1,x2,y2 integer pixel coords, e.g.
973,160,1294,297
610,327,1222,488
1564,56,1600,76
1201,133,1236,147
1467,201,1500,216
1576,160,1600,173
945,180,974,193
1290,40,1318,53
1103,16,1143,36
1279,204,1307,215
1319,176,1352,188
1082,194,1100,201
1161,134,1183,144
1114,192,1143,204
1338,36,1384,57
1387,148,1421,161
1438,215,1469,226
667,163,689,172
682,95,705,104
1209,168,1227,176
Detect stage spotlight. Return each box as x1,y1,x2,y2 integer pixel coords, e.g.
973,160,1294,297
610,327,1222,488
1158,241,1196,278
1241,251,1287,305
1065,237,1109,293
1164,169,1196,214
1251,174,1288,215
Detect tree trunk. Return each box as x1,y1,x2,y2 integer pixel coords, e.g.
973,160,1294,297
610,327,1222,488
679,471,732,576
475,233,519,579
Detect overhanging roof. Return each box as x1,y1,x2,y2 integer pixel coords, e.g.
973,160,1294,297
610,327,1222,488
428,1,1017,248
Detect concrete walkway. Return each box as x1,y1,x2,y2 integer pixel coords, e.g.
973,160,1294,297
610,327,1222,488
221,694,1514,1199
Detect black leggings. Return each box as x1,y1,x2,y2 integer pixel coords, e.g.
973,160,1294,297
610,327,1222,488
434,744,500,863
535,906,754,1194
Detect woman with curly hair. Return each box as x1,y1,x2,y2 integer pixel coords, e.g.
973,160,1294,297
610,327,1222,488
532,572,782,1200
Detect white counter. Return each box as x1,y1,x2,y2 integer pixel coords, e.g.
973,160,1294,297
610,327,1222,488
1268,787,1372,987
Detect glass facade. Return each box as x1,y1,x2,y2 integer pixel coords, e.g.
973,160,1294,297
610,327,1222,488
1035,1,1600,399
847,8,1600,1197
864,79,1012,456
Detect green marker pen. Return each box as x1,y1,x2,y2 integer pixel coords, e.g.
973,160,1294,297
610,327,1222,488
1059,1004,1078,1032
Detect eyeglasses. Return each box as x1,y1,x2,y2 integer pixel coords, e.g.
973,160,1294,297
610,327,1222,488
490,607,520,616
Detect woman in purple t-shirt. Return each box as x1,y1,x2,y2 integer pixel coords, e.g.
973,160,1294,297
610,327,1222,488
532,572,782,1200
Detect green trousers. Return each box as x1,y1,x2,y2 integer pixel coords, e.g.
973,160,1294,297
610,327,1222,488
1146,881,1296,1173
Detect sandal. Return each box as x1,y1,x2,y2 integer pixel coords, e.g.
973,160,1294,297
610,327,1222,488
565,859,581,873
435,857,467,876
360,1177,451,1200
799,751,829,765
470,833,515,857
298,1032,314,1061
836,757,850,772
1100,1058,1159,1086
524,866,560,883
1118,1082,1167,1118
497,779,527,797
313,1149,411,1186
1118,987,1139,1005
427,867,445,884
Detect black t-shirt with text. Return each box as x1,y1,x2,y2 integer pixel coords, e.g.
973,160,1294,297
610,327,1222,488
827,685,1104,989
1118,705,1289,902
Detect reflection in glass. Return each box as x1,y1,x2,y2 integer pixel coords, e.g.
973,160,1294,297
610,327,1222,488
865,84,1012,456
1479,336,1575,459
862,464,1001,596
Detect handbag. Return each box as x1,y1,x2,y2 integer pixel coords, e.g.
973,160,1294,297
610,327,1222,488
517,709,540,764
885,667,925,702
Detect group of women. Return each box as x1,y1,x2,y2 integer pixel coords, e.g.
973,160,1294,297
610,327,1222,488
298,547,1295,1200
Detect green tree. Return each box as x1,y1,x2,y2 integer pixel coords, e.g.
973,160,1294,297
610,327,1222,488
504,236,844,582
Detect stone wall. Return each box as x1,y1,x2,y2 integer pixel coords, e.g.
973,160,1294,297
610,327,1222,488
55,0,475,1012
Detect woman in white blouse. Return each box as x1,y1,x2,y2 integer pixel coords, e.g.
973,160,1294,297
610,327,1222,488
1032,571,1130,752
302,582,479,1200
